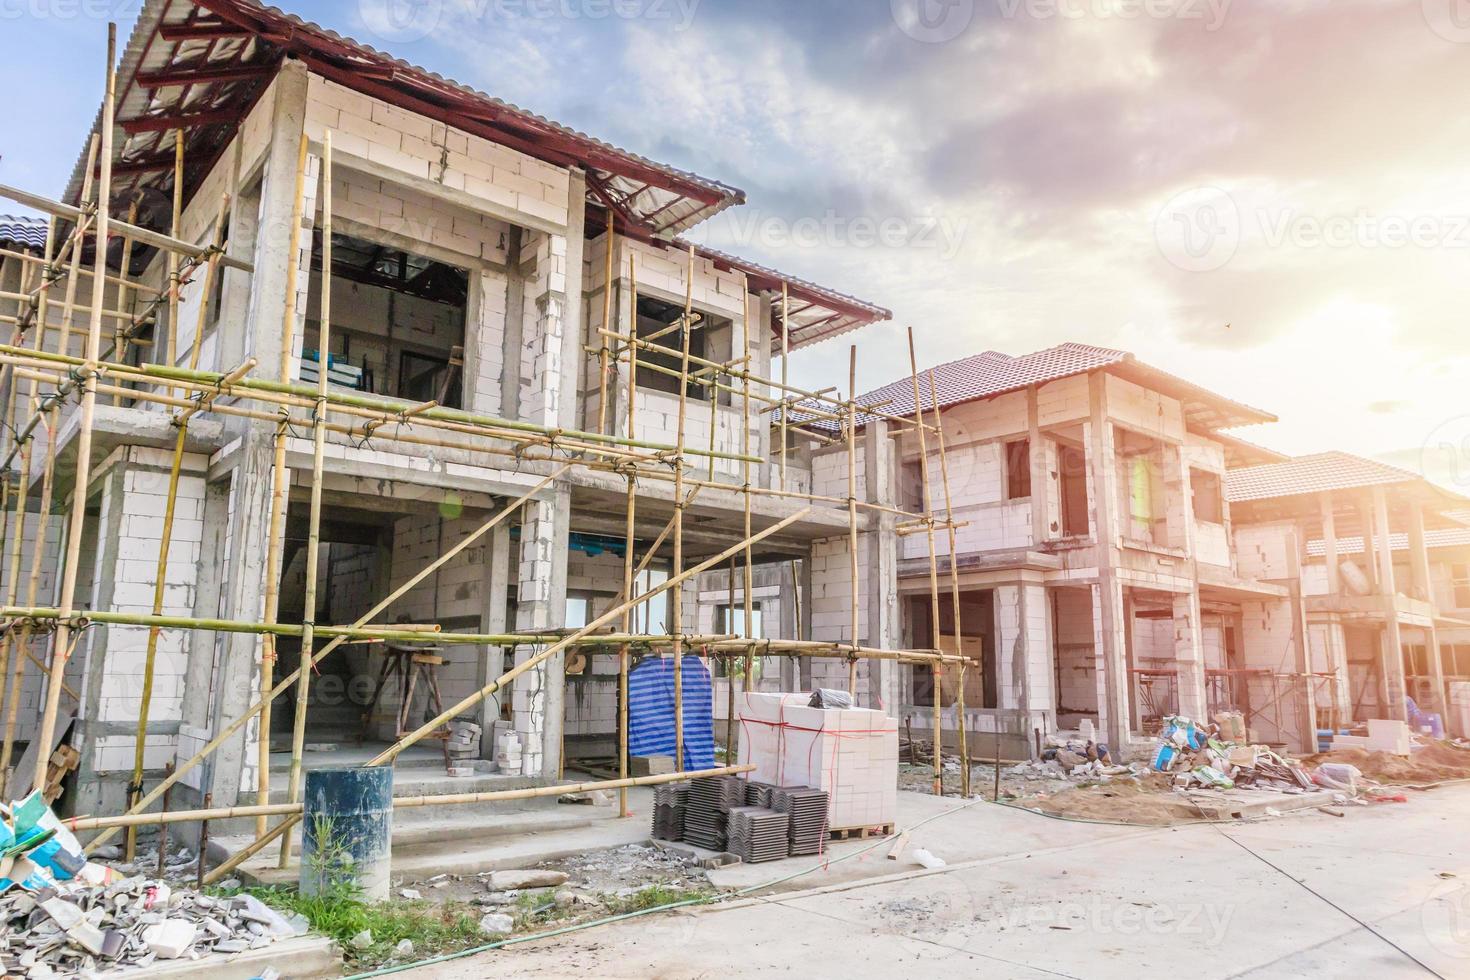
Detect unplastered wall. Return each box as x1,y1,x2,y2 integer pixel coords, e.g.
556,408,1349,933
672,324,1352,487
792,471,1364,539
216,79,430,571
85,447,207,774
1234,523,1298,582
1104,374,1185,443
995,584,1054,713
564,549,624,738
302,271,464,392
1053,587,1100,723
808,533,875,698
1037,375,1090,428
304,76,569,228
375,510,496,729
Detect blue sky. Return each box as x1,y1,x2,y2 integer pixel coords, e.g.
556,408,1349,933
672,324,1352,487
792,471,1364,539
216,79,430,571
2,0,1469,484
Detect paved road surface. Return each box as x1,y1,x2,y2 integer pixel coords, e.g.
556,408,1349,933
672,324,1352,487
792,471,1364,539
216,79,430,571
402,784,1470,978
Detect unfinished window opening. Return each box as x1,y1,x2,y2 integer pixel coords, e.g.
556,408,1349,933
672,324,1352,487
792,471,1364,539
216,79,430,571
1005,438,1031,499
907,591,993,709
1058,442,1089,536
1191,468,1224,524
272,503,391,747
1052,587,1098,728
633,295,731,402
1116,430,1167,546
305,230,469,409
900,459,925,513
1452,562,1470,609
1127,594,1178,736
630,566,670,634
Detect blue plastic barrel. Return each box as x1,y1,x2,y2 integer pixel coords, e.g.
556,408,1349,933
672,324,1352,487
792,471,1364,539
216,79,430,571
301,766,393,902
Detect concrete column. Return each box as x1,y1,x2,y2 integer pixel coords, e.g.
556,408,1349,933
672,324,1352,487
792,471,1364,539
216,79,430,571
1408,503,1447,712
864,420,900,712
751,292,774,487
512,490,570,776
1373,487,1408,720
499,228,525,421
1283,523,1319,747
1172,591,1207,720
558,169,587,434
1321,493,1341,595
1027,386,1048,546
1087,374,1128,746
200,63,309,806
477,520,511,757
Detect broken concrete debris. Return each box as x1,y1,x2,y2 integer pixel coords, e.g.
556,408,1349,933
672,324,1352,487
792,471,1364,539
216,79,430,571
0,792,303,975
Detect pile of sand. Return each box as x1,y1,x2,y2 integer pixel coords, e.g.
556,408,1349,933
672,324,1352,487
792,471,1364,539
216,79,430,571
1301,742,1470,785
1015,772,1198,826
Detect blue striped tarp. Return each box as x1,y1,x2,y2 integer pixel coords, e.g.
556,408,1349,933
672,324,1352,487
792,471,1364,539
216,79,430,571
627,655,714,771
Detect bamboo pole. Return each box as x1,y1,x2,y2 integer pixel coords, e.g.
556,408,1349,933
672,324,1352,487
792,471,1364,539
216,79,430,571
928,370,969,797
906,328,943,797
596,208,614,435
671,245,695,773
846,345,860,697
69,764,758,832
164,135,184,390
617,253,637,818
124,193,230,861
207,507,815,886
0,182,253,274
34,25,116,793
0,211,74,788
282,127,330,866
778,283,789,491
83,467,571,853
725,558,737,753
257,130,310,839
111,199,138,375
740,276,755,692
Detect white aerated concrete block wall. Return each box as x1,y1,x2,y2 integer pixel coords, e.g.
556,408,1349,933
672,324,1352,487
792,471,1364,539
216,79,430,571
304,77,569,228
88,450,207,773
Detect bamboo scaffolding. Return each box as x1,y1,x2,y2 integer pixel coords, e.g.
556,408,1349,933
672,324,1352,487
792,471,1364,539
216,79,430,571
207,506,814,886
846,345,860,696
81,466,573,853
279,132,334,868
0,182,253,275
739,275,754,693
257,131,310,839
124,192,230,861
0,24,978,868
779,283,789,490
33,28,117,793
671,245,695,773
617,252,638,818
928,370,969,796
67,764,757,833
906,328,943,796
596,209,615,436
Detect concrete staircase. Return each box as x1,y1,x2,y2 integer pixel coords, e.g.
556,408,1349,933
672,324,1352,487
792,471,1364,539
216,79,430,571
212,747,652,885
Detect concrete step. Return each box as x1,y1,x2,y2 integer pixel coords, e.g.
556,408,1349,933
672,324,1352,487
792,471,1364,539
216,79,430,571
222,803,632,887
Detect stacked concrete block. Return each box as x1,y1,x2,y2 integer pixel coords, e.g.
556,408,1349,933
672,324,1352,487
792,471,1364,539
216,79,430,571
736,693,898,830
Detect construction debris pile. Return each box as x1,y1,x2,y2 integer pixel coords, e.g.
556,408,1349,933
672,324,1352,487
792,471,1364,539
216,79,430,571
1149,713,1320,791
0,792,304,977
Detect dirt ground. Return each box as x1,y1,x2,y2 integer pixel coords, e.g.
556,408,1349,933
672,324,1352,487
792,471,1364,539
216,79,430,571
1300,742,1470,785
400,841,710,907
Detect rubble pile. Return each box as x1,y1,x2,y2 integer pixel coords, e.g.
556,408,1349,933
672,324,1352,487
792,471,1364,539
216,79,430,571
0,790,305,977
1150,712,1324,794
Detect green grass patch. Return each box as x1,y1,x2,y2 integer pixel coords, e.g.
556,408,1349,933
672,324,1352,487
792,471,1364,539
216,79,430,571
214,883,484,968
604,883,717,915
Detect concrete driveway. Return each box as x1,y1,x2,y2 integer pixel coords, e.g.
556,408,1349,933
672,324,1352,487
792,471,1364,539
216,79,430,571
401,784,1470,978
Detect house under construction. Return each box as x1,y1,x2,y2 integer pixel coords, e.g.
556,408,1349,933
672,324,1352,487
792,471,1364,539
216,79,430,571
1,0,1467,884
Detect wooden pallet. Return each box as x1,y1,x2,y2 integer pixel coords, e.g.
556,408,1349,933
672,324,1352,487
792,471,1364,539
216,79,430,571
828,822,895,841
